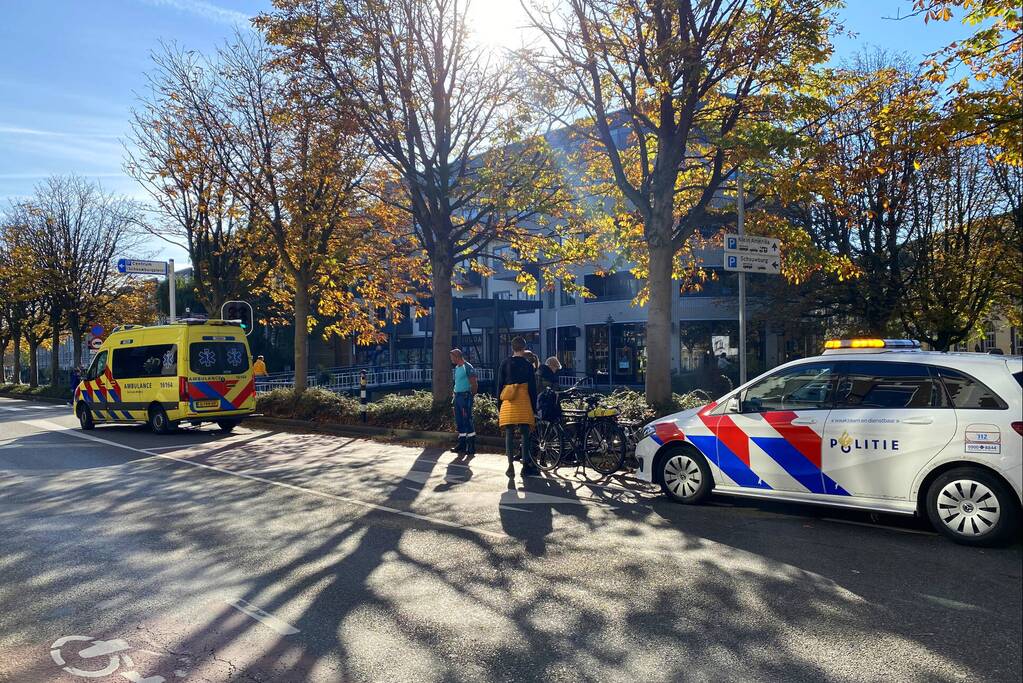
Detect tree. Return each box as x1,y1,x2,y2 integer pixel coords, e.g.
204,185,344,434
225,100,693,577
521,0,841,408
911,0,1022,165
22,176,146,369
157,35,412,393
901,143,1012,349
260,0,574,407
784,55,944,335
127,45,268,316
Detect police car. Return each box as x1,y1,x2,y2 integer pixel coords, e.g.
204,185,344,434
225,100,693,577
635,339,1023,545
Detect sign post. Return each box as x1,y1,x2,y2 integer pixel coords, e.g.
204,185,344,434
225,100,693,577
722,177,783,385
116,258,174,322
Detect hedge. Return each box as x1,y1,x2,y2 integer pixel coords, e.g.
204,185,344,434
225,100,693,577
0,383,73,400
257,387,712,435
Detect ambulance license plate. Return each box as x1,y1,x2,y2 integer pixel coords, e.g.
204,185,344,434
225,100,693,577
194,400,220,409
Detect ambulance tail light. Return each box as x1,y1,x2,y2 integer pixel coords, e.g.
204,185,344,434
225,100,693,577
179,376,189,402
1012,422,1023,437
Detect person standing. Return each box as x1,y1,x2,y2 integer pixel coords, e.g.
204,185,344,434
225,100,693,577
252,355,268,377
540,356,561,391
497,336,538,477
450,348,478,456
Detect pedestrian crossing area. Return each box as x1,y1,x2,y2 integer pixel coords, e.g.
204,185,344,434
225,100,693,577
0,403,68,413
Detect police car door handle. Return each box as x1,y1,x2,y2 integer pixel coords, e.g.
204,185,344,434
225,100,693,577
791,417,817,426
901,416,934,425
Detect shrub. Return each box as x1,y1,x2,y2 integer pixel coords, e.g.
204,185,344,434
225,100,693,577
601,388,711,422
0,383,73,400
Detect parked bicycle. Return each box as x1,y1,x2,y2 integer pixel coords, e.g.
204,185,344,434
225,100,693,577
534,387,627,475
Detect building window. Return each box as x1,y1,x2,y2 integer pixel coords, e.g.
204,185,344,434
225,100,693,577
1011,327,1022,356
492,291,511,300
680,268,739,297
584,272,641,301
980,322,997,352
560,281,575,306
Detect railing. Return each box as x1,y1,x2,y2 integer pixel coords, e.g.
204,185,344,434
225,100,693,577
256,366,494,395
558,375,594,389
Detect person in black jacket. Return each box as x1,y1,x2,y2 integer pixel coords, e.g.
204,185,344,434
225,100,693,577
496,336,539,477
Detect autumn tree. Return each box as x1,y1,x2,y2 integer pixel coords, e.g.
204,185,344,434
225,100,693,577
157,35,413,392
910,0,1022,164
260,0,574,407
521,0,841,407
901,143,1012,349
127,44,268,316
21,176,146,370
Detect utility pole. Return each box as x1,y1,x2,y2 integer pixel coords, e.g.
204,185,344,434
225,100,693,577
737,174,747,385
168,259,176,323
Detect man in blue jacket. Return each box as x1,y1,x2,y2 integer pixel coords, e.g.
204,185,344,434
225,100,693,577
450,348,478,456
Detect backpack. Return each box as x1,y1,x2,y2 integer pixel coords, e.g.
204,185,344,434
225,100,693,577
536,386,561,422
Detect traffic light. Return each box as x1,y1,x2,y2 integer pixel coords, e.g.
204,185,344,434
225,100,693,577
221,300,254,336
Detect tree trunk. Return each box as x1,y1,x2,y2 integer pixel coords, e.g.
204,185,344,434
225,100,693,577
645,240,674,409
12,331,22,385
293,281,310,394
50,323,61,386
28,341,38,388
69,312,83,372
430,256,454,409
0,339,7,384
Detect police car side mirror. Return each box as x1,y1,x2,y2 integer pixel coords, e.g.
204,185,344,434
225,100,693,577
725,396,741,413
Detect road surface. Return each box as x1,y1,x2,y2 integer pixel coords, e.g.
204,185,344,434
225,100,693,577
0,396,1020,682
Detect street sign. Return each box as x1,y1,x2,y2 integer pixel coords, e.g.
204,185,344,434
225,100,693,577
117,258,167,276
221,300,254,336
88,337,103,350
724,233,780,256
724,252,781,275
90,324,104,337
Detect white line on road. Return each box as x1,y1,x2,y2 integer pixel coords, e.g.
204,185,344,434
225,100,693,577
25,419,507,539
225,598,301,635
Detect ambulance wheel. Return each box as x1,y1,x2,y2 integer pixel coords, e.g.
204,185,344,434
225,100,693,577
657,447,712,504
216,420,239,434
148,405,176,434
926,467,1019,546
77,404,95,431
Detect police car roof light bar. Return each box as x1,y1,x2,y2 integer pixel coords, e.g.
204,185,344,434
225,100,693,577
823,338,921,353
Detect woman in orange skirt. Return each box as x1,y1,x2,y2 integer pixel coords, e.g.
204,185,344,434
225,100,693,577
497,336,539,477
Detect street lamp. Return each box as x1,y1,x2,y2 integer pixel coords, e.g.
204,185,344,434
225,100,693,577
606,315,615,389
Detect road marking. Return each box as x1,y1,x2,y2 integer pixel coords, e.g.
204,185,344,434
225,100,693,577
498,504,531,513
225,598,300,635
25,419,507,539
920,593,983,612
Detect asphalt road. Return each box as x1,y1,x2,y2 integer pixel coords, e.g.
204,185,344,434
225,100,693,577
1,396,1020,683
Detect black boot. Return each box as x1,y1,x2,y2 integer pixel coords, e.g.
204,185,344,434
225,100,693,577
466,435,476,456
505,454,515,477
451,436,466,454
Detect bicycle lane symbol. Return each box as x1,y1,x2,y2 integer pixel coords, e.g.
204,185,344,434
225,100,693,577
50,635,168,682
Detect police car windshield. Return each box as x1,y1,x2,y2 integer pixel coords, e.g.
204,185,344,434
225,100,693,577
190,342,249,375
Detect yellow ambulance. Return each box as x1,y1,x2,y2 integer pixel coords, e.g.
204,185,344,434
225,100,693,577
73,319,257,434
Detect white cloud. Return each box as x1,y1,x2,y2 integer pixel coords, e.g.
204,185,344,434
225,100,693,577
138,0,250,25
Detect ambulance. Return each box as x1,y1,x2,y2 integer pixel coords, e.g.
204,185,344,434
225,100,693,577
73,319,257,434
634,339,1023,545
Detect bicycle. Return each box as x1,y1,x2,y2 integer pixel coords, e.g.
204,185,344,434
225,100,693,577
535,389,626,476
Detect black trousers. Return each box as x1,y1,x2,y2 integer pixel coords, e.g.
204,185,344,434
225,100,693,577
504,424,531,463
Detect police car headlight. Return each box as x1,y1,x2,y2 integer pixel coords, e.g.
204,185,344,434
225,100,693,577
642,424,657,440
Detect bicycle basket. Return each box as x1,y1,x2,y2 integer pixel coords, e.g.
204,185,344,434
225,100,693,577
587,406,619,418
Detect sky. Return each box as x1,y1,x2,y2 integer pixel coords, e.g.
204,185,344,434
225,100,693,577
0,0,974,266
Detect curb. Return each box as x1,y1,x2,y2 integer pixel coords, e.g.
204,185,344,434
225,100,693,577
0,391,71,406
248,415,506,450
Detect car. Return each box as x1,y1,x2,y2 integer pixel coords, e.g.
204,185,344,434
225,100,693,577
73,318,256,434
634,339,1022,545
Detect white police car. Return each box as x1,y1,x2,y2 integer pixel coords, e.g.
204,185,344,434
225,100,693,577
635,339,1023,545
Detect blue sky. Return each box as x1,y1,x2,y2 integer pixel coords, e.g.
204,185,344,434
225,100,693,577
0,0,972,265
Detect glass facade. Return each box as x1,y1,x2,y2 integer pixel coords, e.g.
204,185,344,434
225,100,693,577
586,322,647,385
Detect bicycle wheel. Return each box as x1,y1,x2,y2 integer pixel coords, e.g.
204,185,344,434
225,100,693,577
535,421,566,471
584,421,626,475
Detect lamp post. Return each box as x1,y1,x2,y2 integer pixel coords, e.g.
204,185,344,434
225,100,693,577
606,314,615,389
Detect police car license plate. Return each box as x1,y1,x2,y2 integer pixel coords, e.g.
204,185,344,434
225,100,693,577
194,400,220,409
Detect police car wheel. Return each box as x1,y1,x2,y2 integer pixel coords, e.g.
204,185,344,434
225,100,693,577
926,467,1020,546
148,406,175,435
658,449,712,504
77,404,95,431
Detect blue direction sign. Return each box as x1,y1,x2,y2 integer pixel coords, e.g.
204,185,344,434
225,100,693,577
90,324,104,337
117,258,167,276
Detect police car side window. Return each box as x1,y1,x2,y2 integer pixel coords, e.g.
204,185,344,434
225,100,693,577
937,368,1007,410
832,362,946,409
741,364,834,412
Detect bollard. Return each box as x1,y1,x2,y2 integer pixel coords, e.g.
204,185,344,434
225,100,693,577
360,370,367,423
